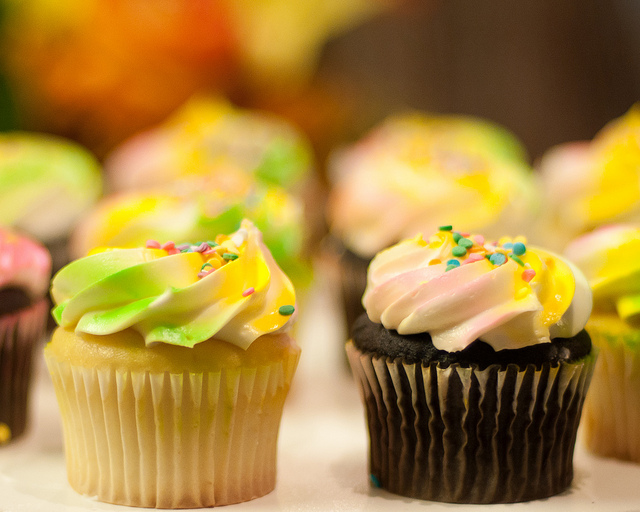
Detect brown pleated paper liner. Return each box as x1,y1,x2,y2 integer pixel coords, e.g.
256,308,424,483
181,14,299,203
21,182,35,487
346,341,595,504
0,300,48,444
582,324,640,462
45,350,300,508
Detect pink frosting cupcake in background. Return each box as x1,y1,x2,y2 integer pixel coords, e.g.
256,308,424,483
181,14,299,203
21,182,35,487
326,112,539,330
536,105,640,251
0,228,51,444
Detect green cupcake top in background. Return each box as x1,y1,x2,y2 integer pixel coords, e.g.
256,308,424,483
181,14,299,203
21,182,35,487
0,132,102,242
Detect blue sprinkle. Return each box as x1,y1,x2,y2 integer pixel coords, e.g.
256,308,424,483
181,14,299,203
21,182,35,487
489,253,507,266
370,474,382,488
446,259,460,267
503,242,514,249
512,242,526,256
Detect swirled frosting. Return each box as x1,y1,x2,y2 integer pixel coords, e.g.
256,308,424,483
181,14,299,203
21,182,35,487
52,220,296,349
327,113,538,258
0,133,102,242
538,106,640,248
105,96,313,193
363,226,592,352
565,224,640,324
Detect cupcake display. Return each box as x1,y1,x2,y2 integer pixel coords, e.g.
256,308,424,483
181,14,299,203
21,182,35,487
537,105,640,250
346,225,595,503
565,225,640,462
45,220,300,507
0,228,51,444
71,175,311,289
0,133,102,270
326,112,539,328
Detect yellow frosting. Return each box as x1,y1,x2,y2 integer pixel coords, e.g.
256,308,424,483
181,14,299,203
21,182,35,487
565,224,640,324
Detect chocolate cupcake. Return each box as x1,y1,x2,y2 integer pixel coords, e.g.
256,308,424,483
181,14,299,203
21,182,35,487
0,228,51,444
346,226,595,503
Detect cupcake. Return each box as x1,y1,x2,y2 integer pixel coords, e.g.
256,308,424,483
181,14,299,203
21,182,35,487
0,228,51,444
537,105,640,251
45,220,300,507
70,175,311,289
105,96,313,194
565,224,640,462
327,112,539,329
346,225,594,503
0,133,102,270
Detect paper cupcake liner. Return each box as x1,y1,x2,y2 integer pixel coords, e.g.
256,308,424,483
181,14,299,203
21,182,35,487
0,299,48,443
582,323,640,462
45,350,300,508
346,341,595,504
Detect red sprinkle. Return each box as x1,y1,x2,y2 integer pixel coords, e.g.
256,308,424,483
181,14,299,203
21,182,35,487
161,241,175,251
166,248,180,255
197,269,213,279
522,269,536,282
242,287,255,297
146,240,161,249
473,235,485,245
203,248,218,256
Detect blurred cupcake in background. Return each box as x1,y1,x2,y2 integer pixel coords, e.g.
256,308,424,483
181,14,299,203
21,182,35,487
565,224,640,463
105,95,326,251
0,133,102,270
72,174,312,290
0,228,51,445
326,112,539,329
105,96,313,194
537,105,640,250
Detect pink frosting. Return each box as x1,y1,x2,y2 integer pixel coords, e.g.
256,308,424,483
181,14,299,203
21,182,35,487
0,229,51,298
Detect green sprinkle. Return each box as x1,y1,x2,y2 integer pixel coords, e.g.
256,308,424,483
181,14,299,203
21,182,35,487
445,264,458,272
453,232,462,243
512,242,526,256
446,259,460,267
201,263,213,270
439,225,453,231
509,254,525,266
207,241,219,247
452,246,467,257
222,253,239,261
489,253,507,266
278,305,295,316
459,238,473,249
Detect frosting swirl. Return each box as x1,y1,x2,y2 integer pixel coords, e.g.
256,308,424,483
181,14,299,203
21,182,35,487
565,224,640,324
363,227,592,352
537,106,640,247
0,133,102,242
328,113,538,258
52,220,296,349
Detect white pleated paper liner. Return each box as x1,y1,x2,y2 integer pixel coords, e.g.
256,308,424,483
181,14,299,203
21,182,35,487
346,341,596,504
0,299,48,443
582,323,640,462
45,349,300,508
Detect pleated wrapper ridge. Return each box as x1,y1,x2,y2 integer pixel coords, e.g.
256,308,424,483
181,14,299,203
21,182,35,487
45,346,300,508
346,340,595,504
0,299,48,443
582,323,640,462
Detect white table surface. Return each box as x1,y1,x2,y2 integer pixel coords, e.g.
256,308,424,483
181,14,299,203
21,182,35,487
2,275,640,511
